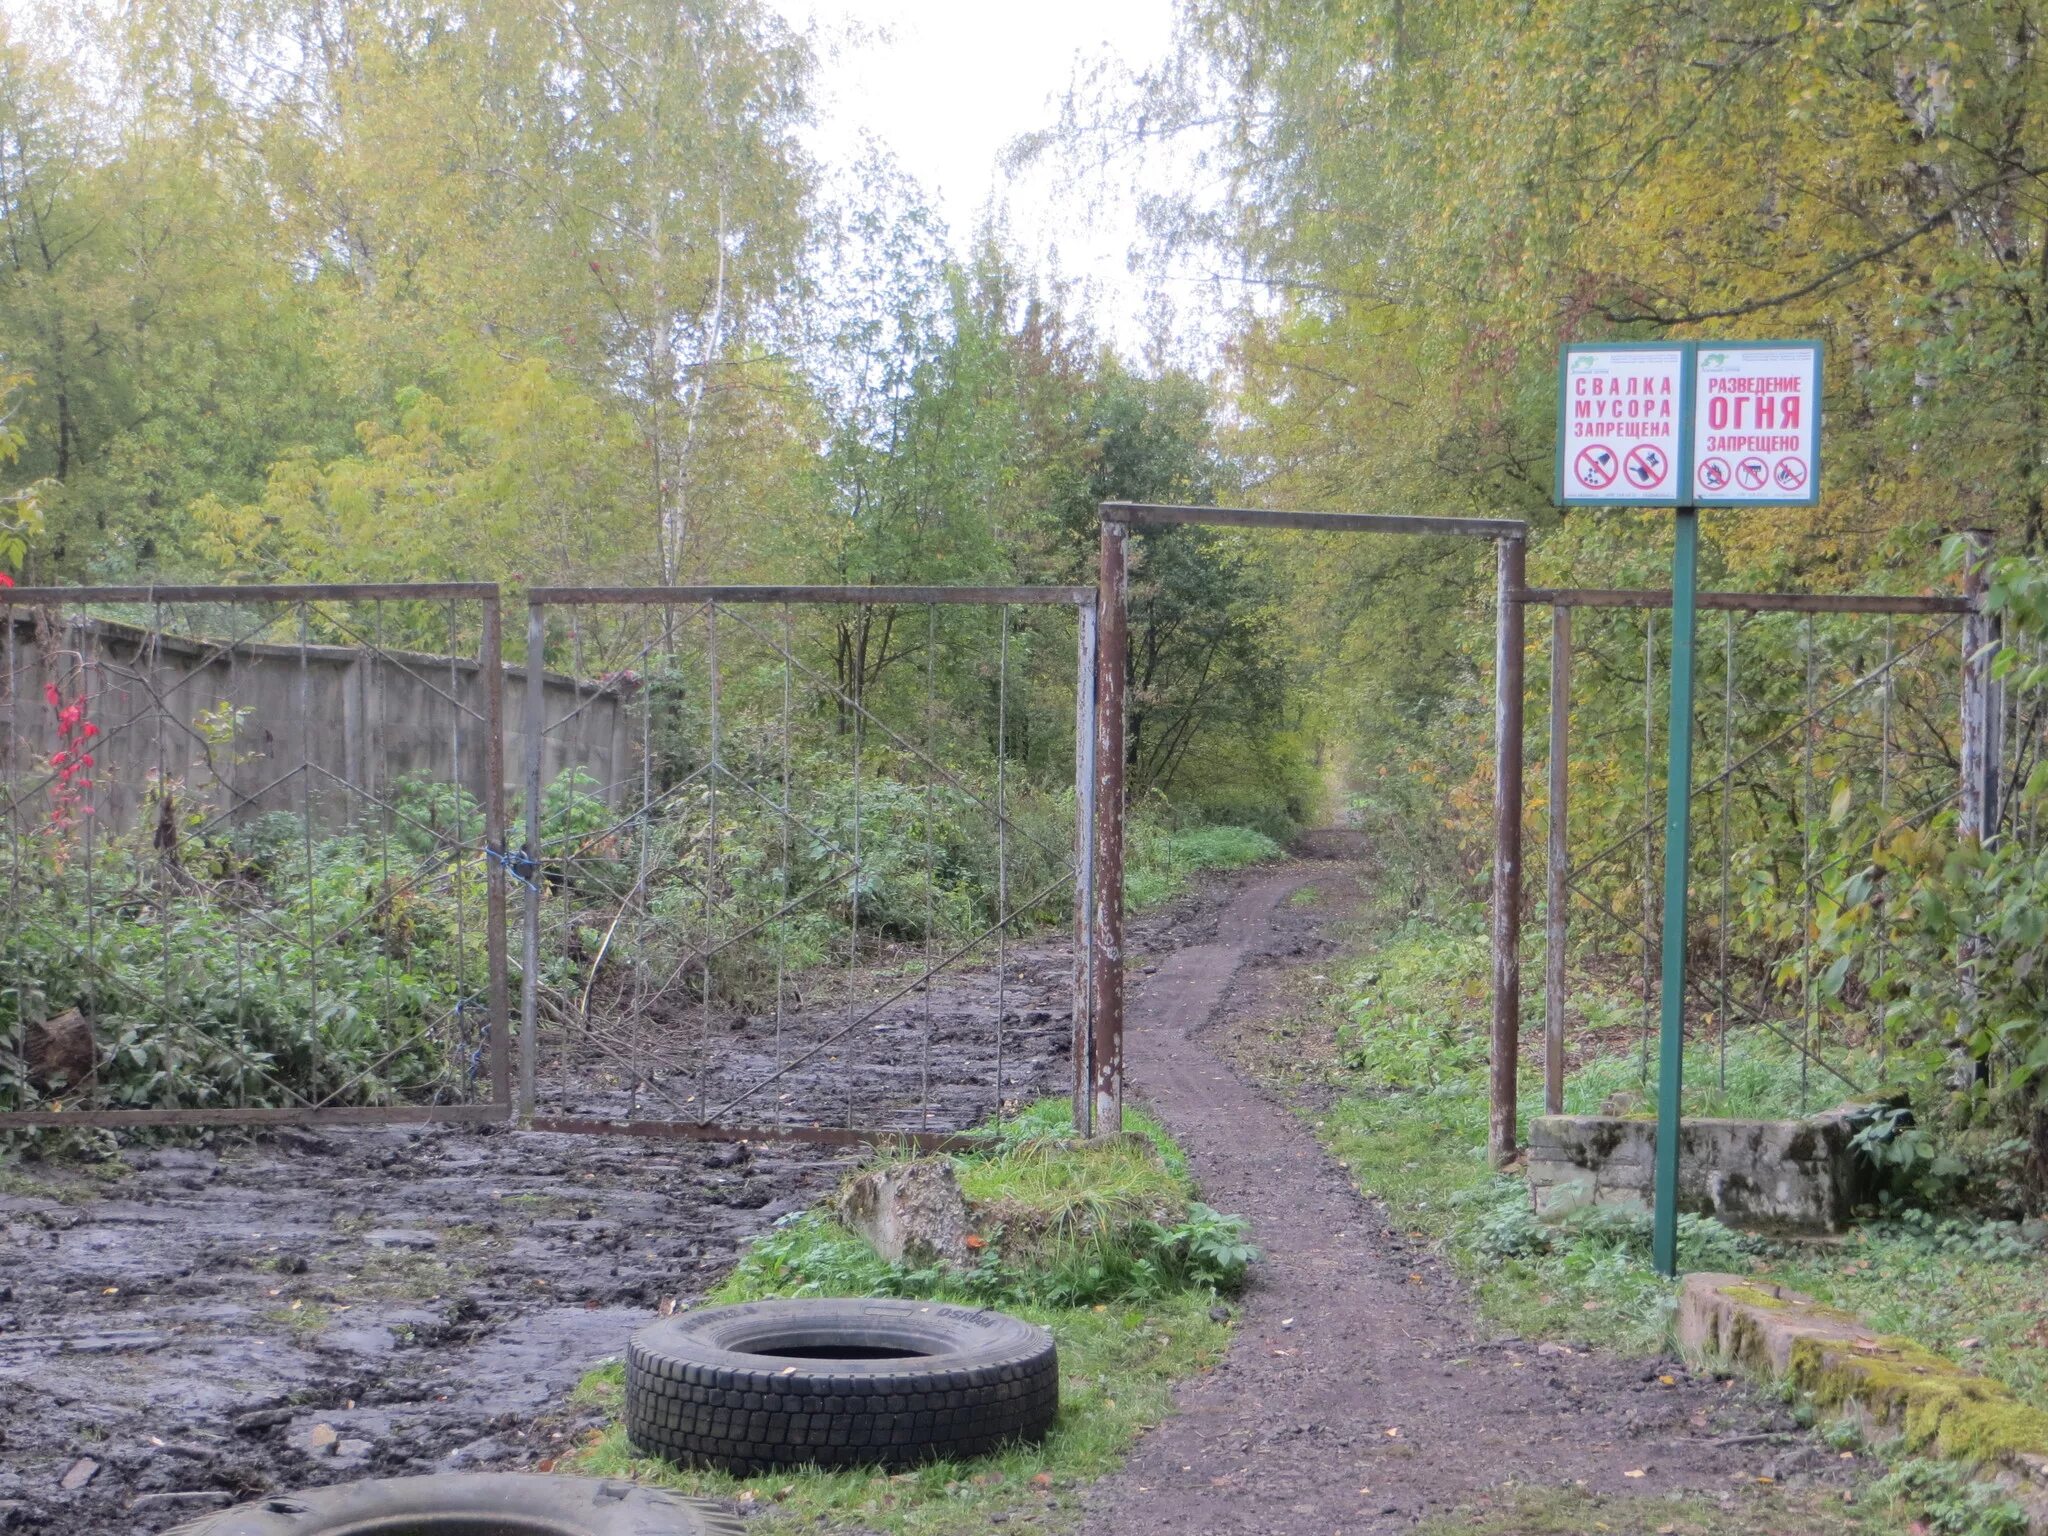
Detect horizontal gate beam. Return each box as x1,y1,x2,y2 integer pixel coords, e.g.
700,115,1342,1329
0,583,498,603
525,585,1093,606
1519,587,1974,616
1101,502,1529,539
527,1116,994,1152
0,1104,510,1130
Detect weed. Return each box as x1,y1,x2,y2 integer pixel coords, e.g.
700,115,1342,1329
262,1301,331,1335
1871,1459,2029,1536
1411,1484,1883,1535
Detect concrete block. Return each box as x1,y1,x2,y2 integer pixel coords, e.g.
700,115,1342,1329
1527,1110,1874,1233
836,1158,973,1270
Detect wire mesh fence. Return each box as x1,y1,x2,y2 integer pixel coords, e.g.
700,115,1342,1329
516,588,1096,1143
0,585,510,1127
1539,590,2022,1116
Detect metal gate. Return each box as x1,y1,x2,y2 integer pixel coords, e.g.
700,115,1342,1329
0,584,510,1130
513,585,1098,1149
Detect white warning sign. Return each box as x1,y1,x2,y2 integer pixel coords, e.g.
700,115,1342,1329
1691,343,1820,506
1556,345,1686,506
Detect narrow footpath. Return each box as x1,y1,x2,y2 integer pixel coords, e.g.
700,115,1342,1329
1079,862,1837,1535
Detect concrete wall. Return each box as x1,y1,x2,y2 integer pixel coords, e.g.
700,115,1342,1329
0,612,629,839
1527,1111,1875,1234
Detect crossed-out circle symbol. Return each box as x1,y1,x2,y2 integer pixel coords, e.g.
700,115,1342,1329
1696,456,1731,493
1574,443,1618,491
1774,456,1809,492
1735,456,1769,491
1624,444,1669,490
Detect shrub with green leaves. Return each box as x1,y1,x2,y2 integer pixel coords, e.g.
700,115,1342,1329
1,811,485,1114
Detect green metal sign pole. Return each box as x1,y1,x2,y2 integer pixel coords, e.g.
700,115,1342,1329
1652,505,1701,1277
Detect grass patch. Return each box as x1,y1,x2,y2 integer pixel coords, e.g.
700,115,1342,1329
262,1300,331,1334
1761,1213,2048,1416
1290,888,2045,1536
559,1097,1245,1534
1413,1483,1884,1535
1318,913,1777,1351
0,1161,128,1204
1125,821,1281,908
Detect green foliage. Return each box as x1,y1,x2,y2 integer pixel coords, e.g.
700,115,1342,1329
1,808,484,1113
1124,818,1282,908
1870,1459,2030,1536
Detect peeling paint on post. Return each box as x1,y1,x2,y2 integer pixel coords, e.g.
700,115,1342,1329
521,601,546,1121
1959,530,2000,844
1073,599,1099,1135
1545,603,1570,1116
1958,530,1997,1088
1492,535,1527,1166
1093,514,1129,1136
480,593,512,1115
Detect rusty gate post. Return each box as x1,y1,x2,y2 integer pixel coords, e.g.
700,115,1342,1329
1093,512,1129,1136
1073,597,1100,1134
480,592,512,1115
1959,530,2001,844
1544,602,1569,1116
520,600,546,1120
1491,534,1527,1166
1958,530,1998,1084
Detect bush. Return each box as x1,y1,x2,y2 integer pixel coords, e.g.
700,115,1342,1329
2,809,484,1114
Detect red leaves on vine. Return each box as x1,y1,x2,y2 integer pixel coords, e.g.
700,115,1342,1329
44,679,95,843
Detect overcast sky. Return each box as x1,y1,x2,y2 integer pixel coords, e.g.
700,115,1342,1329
768,0,1201,357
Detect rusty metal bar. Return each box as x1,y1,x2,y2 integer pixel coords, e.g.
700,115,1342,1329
0,583,497,603
525,585,1092,607
1073,597,1099,1135
520,602,545,1117
1103,501,1527,539
0,1104,508,1130
480,593,511,1113
1960,536,2004,835
1491,536,1527,1166
1518,587,1974,616
528,1116,994,1152
1959,532,1996,1078
1544,603,1569,1115
1093,514,1129,1136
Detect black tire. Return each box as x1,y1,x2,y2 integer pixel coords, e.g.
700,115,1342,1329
625,1297,1058,1473
164,1473,742,1535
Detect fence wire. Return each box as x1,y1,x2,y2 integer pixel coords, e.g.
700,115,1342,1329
0,589,508,1125
517,591,1092,1139
1546,601,1991,1114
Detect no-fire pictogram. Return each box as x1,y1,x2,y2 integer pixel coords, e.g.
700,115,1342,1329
1773,456,1808,492
1696,457,1731,493
1575,444,1619,490
1624,444,1670,490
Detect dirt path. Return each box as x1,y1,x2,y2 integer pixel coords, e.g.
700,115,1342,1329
1081,858,1842,1536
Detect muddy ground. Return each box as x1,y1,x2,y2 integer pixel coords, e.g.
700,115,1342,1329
0,895,1212,1535
4,849,1864,1535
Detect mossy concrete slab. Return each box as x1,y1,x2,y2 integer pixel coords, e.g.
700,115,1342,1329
1679,1272,2048,1530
